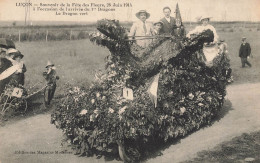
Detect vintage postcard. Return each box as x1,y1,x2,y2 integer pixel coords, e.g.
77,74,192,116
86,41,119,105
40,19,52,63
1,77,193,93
0,0,260,163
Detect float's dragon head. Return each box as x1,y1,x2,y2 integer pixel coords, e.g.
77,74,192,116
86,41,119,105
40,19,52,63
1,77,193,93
89,19,129,50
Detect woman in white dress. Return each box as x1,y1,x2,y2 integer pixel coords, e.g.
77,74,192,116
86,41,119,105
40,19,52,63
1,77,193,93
187,16,219,66
187,16,218,43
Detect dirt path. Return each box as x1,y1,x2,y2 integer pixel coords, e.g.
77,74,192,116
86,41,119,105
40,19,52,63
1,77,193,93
1,83,260,163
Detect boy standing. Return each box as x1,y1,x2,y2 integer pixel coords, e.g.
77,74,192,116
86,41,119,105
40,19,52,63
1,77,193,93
43,61,59,106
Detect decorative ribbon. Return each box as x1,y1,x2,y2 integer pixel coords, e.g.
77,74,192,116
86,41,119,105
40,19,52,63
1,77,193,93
203,44,219,66
147,73,160,107
0,64,19,81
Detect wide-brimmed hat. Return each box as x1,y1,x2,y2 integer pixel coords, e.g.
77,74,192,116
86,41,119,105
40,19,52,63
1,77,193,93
46,60,54,68
200,15,212,21
154,21,164,26
135,10,150,19
6,48,23,59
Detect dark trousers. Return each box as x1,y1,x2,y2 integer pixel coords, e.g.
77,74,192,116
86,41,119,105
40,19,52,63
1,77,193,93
240,57,252,67
44,84,56,105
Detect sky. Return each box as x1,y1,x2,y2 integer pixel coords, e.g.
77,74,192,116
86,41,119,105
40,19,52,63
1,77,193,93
0,0,259,22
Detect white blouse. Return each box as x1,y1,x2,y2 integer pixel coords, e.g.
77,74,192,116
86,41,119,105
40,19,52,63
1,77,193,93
186,24,219,42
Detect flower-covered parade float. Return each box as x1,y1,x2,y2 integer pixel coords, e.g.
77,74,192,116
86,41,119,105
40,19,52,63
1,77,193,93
51,17,232,162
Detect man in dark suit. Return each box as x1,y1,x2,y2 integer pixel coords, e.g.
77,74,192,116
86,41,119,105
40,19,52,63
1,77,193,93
160,7,176,34
239,37,252,68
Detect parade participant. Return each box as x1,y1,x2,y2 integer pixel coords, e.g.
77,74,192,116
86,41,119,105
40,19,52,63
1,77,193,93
186,15,218,43
0,48,12,94
218,39,232,82
239,37,252,68
43,61,59,106
218,39,228,55
153,21,164,35
6,48,26,86
160,6,176,34
187,15,219,66
129,10,154,48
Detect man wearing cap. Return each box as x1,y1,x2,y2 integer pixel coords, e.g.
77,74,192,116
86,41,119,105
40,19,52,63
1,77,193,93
160,7,176,34
239,37,252,68
186,16,218,43
153,21,164,35
129,10,153,48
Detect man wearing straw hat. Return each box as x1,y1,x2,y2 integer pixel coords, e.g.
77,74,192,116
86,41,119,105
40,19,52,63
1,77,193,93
129,10,154,48
239,37,252,68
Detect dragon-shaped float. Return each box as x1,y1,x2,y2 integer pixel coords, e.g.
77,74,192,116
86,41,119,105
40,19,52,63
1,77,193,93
51,17,231,162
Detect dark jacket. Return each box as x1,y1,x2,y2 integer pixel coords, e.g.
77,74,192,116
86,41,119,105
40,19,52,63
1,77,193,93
11,64,26,86
0,58,12,93
43,69,59,86
160,17,176,34
239,42,251,58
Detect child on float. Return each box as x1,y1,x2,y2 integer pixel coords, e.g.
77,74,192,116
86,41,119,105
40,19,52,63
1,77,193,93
153,21,164,35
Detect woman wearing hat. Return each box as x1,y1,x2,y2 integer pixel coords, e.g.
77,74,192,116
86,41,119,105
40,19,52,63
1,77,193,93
186,16,218,43
128,10,154,48
186,16,219,66
6,48,26,86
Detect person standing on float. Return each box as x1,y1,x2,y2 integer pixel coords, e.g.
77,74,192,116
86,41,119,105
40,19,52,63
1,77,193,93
160,6,176,34
129,10,153,48
186,16,219,66
186,16,218,43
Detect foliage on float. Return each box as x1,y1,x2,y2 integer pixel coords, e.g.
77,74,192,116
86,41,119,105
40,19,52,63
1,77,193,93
51,19,231,161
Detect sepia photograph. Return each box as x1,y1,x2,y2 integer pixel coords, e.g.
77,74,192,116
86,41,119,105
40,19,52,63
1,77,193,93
0,0,260,162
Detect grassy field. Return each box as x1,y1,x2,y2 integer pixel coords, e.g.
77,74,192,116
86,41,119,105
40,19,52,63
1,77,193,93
15,39,109,96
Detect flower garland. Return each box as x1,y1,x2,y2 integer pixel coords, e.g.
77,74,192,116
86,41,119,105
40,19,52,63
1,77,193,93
51,19,232,161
